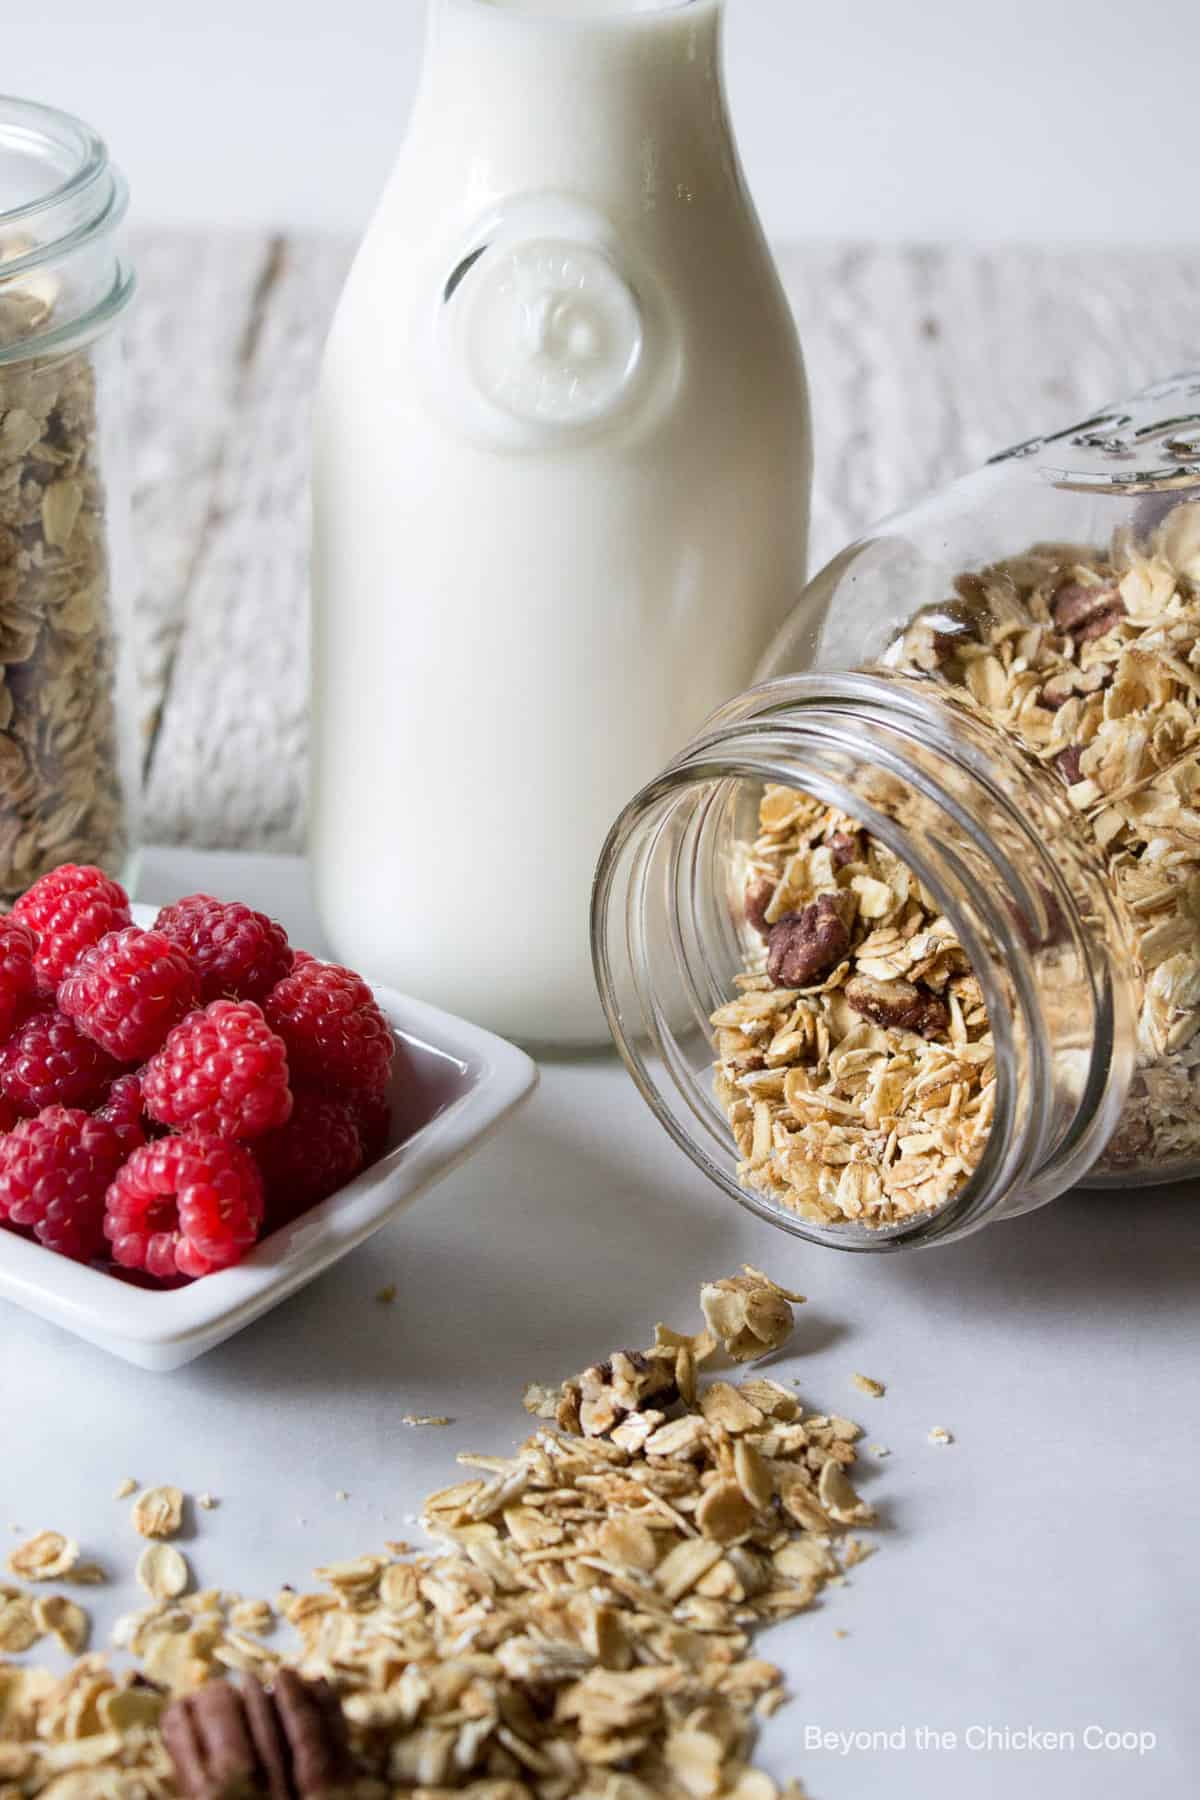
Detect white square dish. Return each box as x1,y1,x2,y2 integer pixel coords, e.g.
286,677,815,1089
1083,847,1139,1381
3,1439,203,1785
0,950,538,1369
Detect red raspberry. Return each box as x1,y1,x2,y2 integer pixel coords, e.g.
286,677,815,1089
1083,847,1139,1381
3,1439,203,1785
350,1086,393,1164
94,1074,147,1157
0,1106,124,1262
0,917,37,1041
104,1134,264,1281
256,1093,363,1230
154,895,293,1004
263,961,394,1096
13,864,131,989
0,1009,122,1115
59,928,197,1063
142,1000,292,1141
0,1095,20,1135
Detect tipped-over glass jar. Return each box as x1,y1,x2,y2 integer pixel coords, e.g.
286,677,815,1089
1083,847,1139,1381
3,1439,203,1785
594,372,1200,1250
0,98,138,902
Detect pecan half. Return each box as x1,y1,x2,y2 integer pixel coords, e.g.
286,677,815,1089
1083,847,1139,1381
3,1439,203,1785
1055,745,1085,787
163,1674,353,1799
844,975,949,1039
766,897,850,988
827,831,863,870
1052,581,1125,644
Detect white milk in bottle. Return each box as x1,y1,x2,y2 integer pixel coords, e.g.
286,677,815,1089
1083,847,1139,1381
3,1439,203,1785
311,0,812,1044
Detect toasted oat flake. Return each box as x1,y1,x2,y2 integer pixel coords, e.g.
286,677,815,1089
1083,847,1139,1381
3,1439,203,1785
852,1372,886,1398
228,1599,274,1635
522,1380,562,1420
0,1589,40,1652
701,1267,802,1362
6,1531,79,1582
33,1594,89,1654
131,1486,184,1540
136,1543,191,1601
196,1493,218,1511
400,1414,453,1428
112,1478,137,1501
928,1426,954,1446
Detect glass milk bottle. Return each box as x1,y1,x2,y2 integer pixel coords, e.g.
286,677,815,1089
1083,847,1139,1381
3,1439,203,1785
311,0,811,1045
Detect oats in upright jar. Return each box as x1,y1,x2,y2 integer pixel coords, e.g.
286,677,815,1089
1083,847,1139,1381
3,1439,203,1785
0,268,129,902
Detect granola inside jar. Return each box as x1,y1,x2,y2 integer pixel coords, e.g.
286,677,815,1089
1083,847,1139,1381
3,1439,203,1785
594,375,1200,1249
0,99,138,903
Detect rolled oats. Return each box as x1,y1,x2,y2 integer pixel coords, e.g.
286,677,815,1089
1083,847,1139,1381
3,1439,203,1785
700,1269,804,1363
714,784,992,1227
131,1488,184,1541
6,1532,79,1583
32,1596,89,1656
70,1563,108,1587
0,273,129,901
0,1272,882,1798
0,1589,40,1654
852,1374,886,1399
135,1545,191,1602
715,499,1200,1221
895,501,1200,1175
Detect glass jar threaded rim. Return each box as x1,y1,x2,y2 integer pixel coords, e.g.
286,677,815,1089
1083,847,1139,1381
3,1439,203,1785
0,94,134,364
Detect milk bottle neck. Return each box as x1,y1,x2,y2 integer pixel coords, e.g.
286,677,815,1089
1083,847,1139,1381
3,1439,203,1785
413,0,734,208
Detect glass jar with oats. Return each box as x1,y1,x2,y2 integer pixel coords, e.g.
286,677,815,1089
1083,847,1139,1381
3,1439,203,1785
0,99,138,904
594,374,1200,1248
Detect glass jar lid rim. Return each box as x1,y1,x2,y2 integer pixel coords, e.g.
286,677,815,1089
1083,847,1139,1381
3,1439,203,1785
0,95,111,234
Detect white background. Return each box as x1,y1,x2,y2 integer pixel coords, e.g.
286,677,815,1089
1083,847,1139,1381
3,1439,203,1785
4,0,1199,244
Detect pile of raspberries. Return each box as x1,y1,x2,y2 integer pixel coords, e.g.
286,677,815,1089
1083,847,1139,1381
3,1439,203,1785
0,866,396,1283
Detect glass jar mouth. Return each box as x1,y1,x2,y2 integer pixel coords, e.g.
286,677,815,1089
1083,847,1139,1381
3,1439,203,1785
0,95,109,232
592,673,1132,1251
0,95,133,361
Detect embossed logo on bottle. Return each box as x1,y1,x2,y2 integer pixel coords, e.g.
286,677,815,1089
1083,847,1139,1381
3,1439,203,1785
432,196,668,452
462,238,644,430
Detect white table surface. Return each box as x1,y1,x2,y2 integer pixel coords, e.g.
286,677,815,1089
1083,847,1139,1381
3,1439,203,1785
2,845,1195,1798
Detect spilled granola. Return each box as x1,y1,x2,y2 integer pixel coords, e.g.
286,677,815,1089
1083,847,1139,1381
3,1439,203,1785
0,1270,865,1798
713,497,1200,1225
